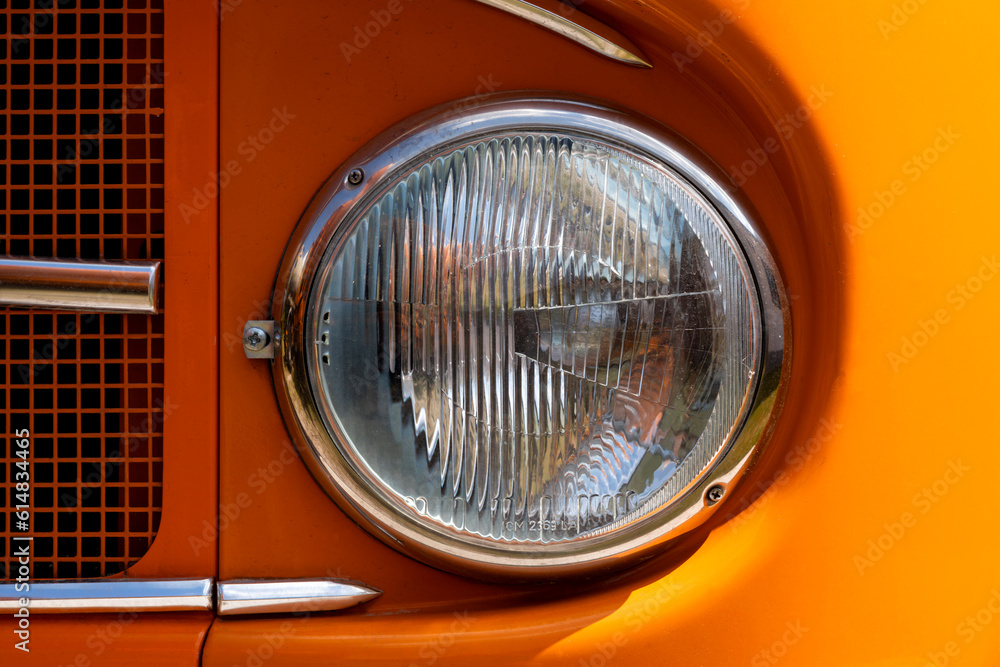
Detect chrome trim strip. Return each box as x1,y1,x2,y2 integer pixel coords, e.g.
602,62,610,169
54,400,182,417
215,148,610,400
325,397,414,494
471,0,652,68
216,579,381,616
0,578,214,614
0,256,161,314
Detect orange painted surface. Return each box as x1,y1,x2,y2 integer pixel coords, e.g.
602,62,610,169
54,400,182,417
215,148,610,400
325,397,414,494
126,0,218,581
205,0,1000,665
0,613,211,666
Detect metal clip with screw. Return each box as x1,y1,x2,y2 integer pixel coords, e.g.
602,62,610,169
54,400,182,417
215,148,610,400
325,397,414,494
243,320,276,359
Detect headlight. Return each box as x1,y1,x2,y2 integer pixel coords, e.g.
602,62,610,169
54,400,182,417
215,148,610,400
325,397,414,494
273,94,788,580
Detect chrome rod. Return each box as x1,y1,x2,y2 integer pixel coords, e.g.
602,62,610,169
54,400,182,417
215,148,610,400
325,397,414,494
472,0,652,68
216,579,381,616
0,578,214,614
0,256,161,314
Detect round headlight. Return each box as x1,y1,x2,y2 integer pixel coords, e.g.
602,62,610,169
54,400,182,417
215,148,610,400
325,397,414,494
273,94,788,580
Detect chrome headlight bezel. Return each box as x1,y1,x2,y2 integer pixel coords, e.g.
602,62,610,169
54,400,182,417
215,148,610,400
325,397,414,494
271,93,790,581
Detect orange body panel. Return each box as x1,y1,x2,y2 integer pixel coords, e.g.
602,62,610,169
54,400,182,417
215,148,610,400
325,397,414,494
204,0,1000,664
1,612,211,666
127,0,219,581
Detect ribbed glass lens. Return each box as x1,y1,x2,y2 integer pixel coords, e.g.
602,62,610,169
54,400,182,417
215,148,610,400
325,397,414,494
309,133,757,546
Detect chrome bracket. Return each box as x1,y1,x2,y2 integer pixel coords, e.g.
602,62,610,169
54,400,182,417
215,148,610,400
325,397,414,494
243,319,277,359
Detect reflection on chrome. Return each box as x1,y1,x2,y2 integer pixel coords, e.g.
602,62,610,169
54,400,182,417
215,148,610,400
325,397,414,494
0,256,161,314
216,579,381,616
0,578,213,613
312,134,753,544
470,0,652,68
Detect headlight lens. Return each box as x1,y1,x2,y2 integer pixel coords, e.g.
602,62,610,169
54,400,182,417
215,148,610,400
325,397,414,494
274,95,787,579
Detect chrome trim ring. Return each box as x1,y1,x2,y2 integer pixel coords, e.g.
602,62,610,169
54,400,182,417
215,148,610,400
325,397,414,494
272,93,790,581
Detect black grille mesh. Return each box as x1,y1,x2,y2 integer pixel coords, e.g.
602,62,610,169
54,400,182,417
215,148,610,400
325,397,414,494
0,0,165,579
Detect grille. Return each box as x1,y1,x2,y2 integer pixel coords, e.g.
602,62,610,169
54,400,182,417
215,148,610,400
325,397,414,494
0,0,165,579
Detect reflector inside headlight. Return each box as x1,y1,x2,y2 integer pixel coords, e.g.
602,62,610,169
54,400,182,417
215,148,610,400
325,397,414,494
274,95,786,579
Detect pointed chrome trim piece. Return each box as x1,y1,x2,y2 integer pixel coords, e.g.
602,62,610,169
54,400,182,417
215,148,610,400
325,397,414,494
0,578,214,614
471,0,652,68
0,578,382,616
0,256,161,314
216,579,382,616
